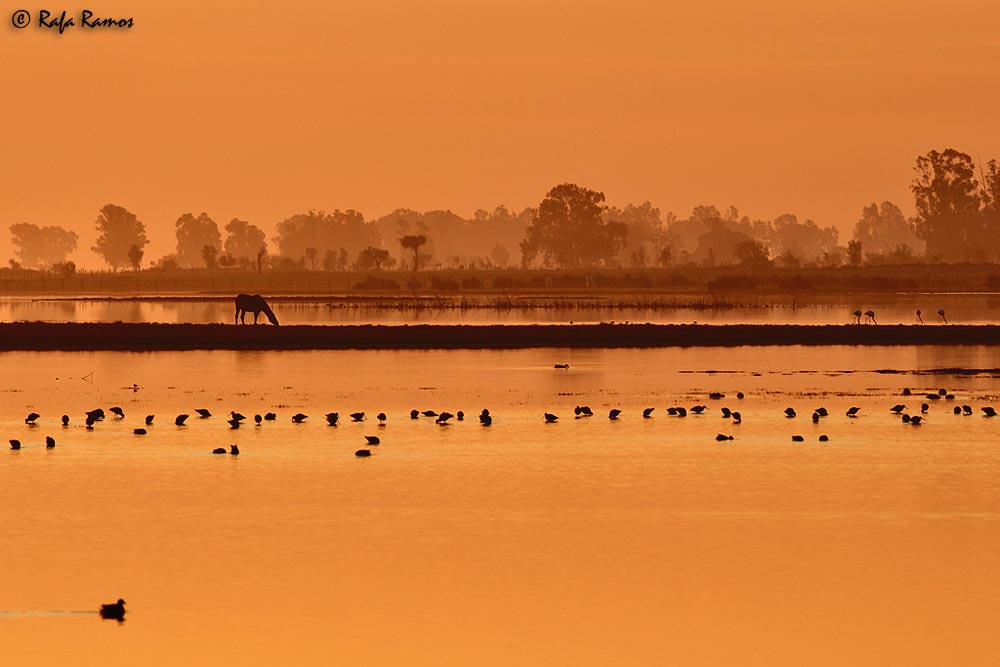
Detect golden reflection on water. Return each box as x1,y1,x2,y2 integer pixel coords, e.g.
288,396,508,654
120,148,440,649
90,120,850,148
1,347,999,665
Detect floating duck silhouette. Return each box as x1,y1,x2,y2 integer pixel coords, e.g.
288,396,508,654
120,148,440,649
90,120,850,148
921,403,929,413
350,412,365,422
421,410,437,417
818,435,829,442
45,436,55,448
674,407,688,417
963,405,973,415
175,414,189,426
544,413,558,423
480,413,492,426
715,433,733,441
791,435,805,442
86,408,105,421
846,407,861,417
720,407,731,418
609,409,622,420
254,414,262,424
109,407,124,419
355,449,372,457
902,388,912,396
814,407,828,417
99,599,126,621
230,412,246,423
436,412,454,424
365,435,380,445
9,439,20,450
736,392,745,399
811,412,820,423
377,413,387,423
643,407,654,418
909,415,924,425
61,415,69,426
553,363,569,369
410,409,420,419
784,407,796,418
227,419,241,429
25,412,39,425
195,409,212,418
953,406,962,415
264,412,277,421
574,405,593,417
133,428,147,435
690,405,708,414
212,447,226,454
731,411,742,423
456,411,464,421
982,407,997,417
292,413,308,423
325,413,339,426
708,392,725,400
145,415,154,425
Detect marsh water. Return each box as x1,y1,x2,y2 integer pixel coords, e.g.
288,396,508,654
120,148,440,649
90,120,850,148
3,292,1000,325
2,345,1000,665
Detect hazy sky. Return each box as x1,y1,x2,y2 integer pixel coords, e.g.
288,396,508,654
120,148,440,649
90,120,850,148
4,0,999,266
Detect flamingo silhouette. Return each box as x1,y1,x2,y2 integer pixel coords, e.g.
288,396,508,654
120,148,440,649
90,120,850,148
864,310,877,324
938,309,947,324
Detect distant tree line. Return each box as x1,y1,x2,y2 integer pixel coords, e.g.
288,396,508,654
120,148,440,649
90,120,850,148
8,148,1000,273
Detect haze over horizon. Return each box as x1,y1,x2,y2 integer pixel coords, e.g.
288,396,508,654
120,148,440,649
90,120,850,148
4,0,999,268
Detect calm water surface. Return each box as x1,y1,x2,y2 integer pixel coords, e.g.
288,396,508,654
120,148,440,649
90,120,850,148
3,292,1000,325
2,346,1000,665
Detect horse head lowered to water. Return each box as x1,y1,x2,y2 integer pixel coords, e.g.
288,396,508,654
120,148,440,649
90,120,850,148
235,294,279,325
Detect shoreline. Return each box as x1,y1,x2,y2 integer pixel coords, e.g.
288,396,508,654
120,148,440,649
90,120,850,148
0,322,997,351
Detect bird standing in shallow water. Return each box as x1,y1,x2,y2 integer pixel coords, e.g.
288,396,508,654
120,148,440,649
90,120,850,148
145,415,154,425
195,409,212,418
325,413,339,426
45,436,55,449
292,413,308,423
365,435,380,445
377,413,387,424
61,415,69,426
544,413,558,423
99,599,126,621
175,414,189,426
609,409,622,420
643,407,655,418
350,412,365,422
25,413,39,425
9,439,21,450
109,407,124,419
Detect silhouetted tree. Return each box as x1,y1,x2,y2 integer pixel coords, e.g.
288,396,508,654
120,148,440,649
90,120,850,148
912,149,983,261
275,210,378,263
224,218,267,263
10,223,78,268
769,214,838,264
127,243,144,271
400,234,427,271
93,204,148,270
521,184,627,268
847,240,863,267
354,246,395,271
201,244,218,270
304,247,319,271
604,202,664,267
853,201,922,256
734,239,771,269
489,244,511,268
175,213,221,268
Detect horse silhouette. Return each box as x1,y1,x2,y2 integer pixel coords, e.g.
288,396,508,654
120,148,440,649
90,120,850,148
235,294,279,325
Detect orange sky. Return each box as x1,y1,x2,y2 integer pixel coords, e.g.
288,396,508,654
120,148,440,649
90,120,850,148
3,0,999,267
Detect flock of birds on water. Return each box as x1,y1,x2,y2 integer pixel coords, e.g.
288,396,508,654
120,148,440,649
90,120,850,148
852,308,947,324
8,384,999,456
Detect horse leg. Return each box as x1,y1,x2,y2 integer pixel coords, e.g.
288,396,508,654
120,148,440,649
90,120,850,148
254,311,260,324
